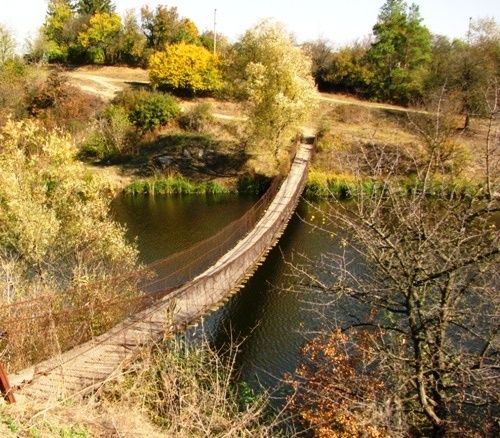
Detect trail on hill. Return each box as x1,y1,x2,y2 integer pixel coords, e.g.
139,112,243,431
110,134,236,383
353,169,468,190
65,68,416,116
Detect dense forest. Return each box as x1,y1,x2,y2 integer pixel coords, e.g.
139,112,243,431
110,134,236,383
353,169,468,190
0,0,498,436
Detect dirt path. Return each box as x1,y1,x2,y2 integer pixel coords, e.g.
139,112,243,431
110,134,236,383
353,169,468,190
318,92,415,113
66,67,417,116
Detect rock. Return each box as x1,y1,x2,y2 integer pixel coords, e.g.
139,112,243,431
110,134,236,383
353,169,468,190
154,155,173,169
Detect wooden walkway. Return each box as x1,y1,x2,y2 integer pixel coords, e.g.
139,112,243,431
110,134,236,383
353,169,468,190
8,141,312,405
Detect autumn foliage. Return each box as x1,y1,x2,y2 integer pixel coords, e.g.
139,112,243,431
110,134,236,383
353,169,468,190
148,42,221,95
286,330,387,437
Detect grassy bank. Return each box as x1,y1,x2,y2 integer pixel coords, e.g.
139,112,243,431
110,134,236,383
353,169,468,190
305,169,484,200
124,175,232,196
124,174,274,196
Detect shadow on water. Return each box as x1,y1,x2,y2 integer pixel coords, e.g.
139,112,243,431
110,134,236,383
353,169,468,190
111,193,257,264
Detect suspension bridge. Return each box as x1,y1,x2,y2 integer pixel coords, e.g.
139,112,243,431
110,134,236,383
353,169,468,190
1,137,313,405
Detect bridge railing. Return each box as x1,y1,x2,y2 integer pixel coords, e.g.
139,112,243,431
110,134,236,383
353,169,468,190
0,139,309,374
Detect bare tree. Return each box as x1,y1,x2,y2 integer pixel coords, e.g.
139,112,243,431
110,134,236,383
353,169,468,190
288,111,499,436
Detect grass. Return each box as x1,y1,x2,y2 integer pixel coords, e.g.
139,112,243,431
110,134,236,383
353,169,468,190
305,169,485,200
2,337,278,437
125,175,232,196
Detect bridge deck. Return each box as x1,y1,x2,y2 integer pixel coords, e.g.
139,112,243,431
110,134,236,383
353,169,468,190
9,142,312,405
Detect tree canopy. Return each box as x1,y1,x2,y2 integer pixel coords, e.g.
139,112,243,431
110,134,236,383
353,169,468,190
78,12,121,63
367,0,432,103
141,5,200,51
230,21,316,176
0,25,16,65
148,42,221,95
74,0,115,15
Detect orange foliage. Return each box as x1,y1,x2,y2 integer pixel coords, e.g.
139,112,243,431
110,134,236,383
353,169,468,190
286,329,387,437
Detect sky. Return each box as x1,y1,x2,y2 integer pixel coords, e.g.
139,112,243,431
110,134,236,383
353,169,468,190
1,0,500,51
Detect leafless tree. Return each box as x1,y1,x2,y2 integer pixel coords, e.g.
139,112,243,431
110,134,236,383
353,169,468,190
289,106,499,436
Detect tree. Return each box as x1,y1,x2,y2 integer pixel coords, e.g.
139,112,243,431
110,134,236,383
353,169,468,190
148,42,221,95
74,0,115,15
289,121,499,435
0,24,16,65
200,30,231,57
78,12,121,63
42,0,75,62
458,18,500,128
116,10,146,65
141,5,180,50
229,21,317,176
0,119,136,292
303,38,375,96
367,0,432,103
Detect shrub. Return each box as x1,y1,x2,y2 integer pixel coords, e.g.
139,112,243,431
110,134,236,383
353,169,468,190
0,120,139,370
148,42,221,95
26,69,104,131
81,104,137,161
179,102,214,132
0,59,31,124
129,92,180,132
112,88,152,112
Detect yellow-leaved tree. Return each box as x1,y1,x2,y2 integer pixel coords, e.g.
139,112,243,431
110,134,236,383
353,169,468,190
0,120,137,299
0,120,140,370
148,42,221,95
78,12,122,63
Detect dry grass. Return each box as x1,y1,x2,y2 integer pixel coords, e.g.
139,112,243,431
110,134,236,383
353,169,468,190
2,338,278,438
311,99,498,183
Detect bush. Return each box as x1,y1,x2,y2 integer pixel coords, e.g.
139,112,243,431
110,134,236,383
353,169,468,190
81,104,137,161
26,69,104,131
148,42,221,95
179,102,214,132
0,120,138,370
0,59,31,124
129,92,180,132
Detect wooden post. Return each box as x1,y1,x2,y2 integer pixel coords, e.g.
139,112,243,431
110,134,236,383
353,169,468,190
0,362,15,403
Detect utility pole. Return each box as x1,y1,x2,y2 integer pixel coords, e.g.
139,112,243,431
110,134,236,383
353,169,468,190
213,8,217,57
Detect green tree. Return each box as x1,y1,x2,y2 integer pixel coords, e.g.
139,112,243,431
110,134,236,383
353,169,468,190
0,24,16,65
304,40,372,95
367,0,432,103
74,0,115,15
148,42,221,95
459,18,500,128
116,10,146,65
78,12,121,63
141,5,180,50
141,6,201,51
229,21,316,176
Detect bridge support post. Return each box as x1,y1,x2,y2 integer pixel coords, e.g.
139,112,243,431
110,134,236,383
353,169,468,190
0,362,15,403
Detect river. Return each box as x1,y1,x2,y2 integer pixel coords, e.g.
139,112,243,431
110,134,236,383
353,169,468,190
112,193,340,396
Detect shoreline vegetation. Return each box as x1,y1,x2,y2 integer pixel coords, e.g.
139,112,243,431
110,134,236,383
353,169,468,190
122,170,485,200
304,169,485,199
123,174,273,196
0,0,498,435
